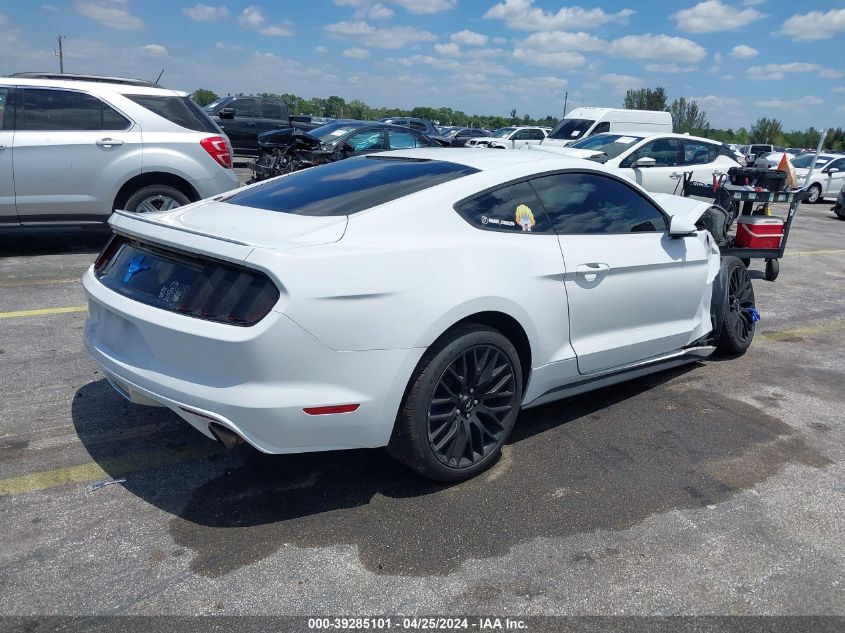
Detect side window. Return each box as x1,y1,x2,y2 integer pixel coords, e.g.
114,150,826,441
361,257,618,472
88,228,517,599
513,129,532,140
457,129,473,138
530,172,667,234
346,129,386,151
619,137,681,168
828,158,845,172
260,100,283,119
456,181,553,234
682,139,715,165
591,121,610,135
231,98,258,117
528,129,545,140
409,120,425,131
413,132,435,147
388,129,417,149
0,87,10,130
21,88,129,131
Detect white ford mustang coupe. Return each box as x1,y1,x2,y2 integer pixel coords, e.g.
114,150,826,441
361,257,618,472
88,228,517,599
83,149,757,481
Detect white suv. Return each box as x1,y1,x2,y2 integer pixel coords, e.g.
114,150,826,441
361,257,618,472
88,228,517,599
0,73,239,227
465,126,547,149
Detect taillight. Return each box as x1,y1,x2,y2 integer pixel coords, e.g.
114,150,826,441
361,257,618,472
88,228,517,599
200,135,233,169
93,234,123,273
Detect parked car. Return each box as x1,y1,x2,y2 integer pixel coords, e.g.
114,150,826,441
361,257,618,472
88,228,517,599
832,183,845,219
440,127,490,147
792,153,845,203
532,132,740,195
84,148,756,482
248,120,438,182
726,144,746,165
0,73,238,227
378,117,454,147
541,107,673,148
753,151,796,169
203,95,320,157
465,126,548,149
743,144,776,164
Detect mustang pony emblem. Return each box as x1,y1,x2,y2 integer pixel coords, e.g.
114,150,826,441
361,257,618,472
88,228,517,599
123,254,151,283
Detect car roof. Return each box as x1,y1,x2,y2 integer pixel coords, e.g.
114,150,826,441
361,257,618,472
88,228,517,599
1,74,187,97
378,147,591,172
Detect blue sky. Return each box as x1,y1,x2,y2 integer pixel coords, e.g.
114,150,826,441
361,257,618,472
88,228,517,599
1,0,843,130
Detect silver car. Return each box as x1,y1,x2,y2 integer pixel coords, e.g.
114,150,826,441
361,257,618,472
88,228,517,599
0,73,239,227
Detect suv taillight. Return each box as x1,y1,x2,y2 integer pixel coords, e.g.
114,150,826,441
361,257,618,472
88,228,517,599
200,136,233,169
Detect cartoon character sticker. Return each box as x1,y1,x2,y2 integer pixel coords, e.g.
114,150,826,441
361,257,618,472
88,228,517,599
515,204,536,232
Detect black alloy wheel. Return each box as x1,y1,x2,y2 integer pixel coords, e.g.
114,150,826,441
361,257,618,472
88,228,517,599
427,345,516,469
716,258,756,354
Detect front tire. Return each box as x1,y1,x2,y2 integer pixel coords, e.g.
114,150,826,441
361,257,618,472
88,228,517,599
388,325,523,482
714,257,756,355
124,185,191,214
806,183,822,204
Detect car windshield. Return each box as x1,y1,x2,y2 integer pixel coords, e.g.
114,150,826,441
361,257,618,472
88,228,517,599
202,98,228,112
493,127,516,138
307,122,362,143
792,154,832,168
568,133,645,161
548,118,594,140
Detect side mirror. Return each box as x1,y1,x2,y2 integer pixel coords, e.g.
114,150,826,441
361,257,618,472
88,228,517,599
669,214,697,237
632,157,657,168
826,167,839,174
342,143,356,154
219,107,236,119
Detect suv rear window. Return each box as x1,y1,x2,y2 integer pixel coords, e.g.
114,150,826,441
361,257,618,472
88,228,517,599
126,95,220,133
227,156,479,216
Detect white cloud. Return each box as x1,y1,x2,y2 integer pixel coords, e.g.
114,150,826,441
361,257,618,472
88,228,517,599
748,62,820,81
484,0,634,31
238,6,293,36
215,41,244,51
831,87,845,94
836,105,845,114
74,0,142,30
519,30,606,53
689,94,744,126
41,4,59,11
141,44,168,56
820,68,844,79
333,0,393,20
730,45,758,59
183,4,229,21
780,9,845,41
451,30,488,46
434,42,460,56
755,96,824,109
608,34,707,63
600,73,645,95
325,21,436,49
315,45,328,53
672,1,764,33
343,47,371,59
513,48,586,69
389,0,455,14
644,63,697,73
713,52,723,64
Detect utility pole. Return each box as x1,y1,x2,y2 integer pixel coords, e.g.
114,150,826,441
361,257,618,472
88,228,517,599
562,91,568,117
56,35,65,73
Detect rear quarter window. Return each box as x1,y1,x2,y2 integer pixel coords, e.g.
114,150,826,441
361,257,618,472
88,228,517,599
226,156,479,216
455,181,554,234
126,95,220,133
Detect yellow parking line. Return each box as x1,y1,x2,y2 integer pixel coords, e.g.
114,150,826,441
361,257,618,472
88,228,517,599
0,278,80,288
0,305,87,319
759,319,845,342
0,444,220,497
783,248,845,257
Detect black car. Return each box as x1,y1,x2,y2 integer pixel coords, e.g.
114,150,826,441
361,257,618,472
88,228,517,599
377,116,451,145
249,120,438,182
203,95,320,157
439,127,490,147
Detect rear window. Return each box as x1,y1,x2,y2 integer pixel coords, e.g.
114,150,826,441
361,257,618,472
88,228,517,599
126,95,220,133
226,156,479,216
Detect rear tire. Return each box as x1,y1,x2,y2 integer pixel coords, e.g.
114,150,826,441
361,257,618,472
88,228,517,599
834,204,845,220
388,324,523,482
124,185,190,214
714,257,756,355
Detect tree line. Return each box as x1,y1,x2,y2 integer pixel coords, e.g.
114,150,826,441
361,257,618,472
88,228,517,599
192,87,844,150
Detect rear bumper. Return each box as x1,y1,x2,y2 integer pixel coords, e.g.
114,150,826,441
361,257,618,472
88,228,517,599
82,267,423,453
190,169,240,199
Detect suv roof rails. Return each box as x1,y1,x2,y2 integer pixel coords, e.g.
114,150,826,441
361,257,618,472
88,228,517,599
10,72,162,88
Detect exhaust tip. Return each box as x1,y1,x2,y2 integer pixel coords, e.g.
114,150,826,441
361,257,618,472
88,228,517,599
208,423,245,450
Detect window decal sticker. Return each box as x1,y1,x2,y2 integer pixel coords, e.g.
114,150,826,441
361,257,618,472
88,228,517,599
515,204,536,232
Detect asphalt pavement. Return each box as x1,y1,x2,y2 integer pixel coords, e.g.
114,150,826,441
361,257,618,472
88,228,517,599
0,189,843,618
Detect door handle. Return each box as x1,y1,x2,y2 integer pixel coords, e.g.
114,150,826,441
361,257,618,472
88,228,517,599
576,263,611,275
96,138,124,147
246,122,256,127
670,172,683,179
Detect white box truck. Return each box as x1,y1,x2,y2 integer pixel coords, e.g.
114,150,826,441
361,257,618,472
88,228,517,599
540,107,673,148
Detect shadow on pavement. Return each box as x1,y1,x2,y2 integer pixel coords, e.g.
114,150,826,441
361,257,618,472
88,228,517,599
71,363,831,577
0,228,111,258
